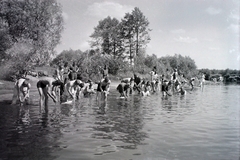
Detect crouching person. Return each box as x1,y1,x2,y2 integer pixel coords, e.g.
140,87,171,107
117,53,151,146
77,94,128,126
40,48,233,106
116,81,131,99
83,81,95,97
12,78,31,105
97,77,111,101
162,80,171,96
141,81,151,96
65,79,84,101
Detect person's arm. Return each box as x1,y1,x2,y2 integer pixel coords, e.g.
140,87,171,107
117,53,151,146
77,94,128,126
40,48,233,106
47,92,57,103
99,82,104,92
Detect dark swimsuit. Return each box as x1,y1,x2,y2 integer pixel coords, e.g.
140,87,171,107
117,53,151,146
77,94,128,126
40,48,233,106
37,80,50,88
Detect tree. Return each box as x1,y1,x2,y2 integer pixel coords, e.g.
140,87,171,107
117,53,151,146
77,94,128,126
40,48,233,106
0,0,64,65
90,16,123,58
120,7,151,64
159,54,197,78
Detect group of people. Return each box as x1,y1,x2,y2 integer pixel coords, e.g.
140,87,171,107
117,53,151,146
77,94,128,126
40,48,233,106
11,62,111,113
116,67,205,98
11,63,205,112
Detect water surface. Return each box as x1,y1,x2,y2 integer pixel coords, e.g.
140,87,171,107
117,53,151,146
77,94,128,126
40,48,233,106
0,84,239,160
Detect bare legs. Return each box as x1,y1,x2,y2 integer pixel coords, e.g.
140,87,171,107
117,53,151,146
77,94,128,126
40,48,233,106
38,86,51,113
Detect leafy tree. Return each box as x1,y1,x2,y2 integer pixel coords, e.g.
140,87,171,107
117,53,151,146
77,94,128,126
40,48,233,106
120,7,151,64
159,54,197,78
90,16,123,58
51,49,83,67
0,0,64,65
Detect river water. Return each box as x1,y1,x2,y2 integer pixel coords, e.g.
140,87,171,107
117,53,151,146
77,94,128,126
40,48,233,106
0,84,239,160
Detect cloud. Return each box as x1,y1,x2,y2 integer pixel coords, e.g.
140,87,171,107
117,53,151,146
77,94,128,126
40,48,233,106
170,29,186,34
229,11,239,20
227,23,239,33
173,36,198,43
79,41,90,51
62,12,69,21
229,48,236,54
85,2,133,19
205,7,222,15
209,47,220,51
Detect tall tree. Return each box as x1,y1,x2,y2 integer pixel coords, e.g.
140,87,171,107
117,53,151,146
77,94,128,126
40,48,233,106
90,16,122,58
120,7,151,64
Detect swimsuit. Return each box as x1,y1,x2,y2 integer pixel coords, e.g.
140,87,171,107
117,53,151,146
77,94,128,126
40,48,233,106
97,80,110,91
37,80,50,88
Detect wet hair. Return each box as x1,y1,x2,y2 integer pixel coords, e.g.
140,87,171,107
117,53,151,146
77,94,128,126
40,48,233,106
104,76,109,82
22,80,29,86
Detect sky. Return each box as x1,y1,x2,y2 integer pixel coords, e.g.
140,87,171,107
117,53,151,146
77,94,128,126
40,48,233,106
56,0,239,70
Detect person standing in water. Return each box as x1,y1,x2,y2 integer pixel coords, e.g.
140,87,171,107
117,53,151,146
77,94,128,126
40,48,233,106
62,62,70,85
37,79,57,113
199,73,205,88
97,76,111,101
150,66,159,92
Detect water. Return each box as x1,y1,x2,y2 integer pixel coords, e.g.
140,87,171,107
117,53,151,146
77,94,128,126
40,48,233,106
0,84,239,160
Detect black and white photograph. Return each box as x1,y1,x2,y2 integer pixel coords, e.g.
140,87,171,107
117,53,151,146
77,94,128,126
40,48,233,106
0,0,239,159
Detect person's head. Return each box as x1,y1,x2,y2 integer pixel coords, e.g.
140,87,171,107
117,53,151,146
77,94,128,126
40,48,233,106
163,80,169,85
58,64,63,70
104,76,109,82
72,61,76,66
75,80,84,88
64,62,68,67
130,77,134,82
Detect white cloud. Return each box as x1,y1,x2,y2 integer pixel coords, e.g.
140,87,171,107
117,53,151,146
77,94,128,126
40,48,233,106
229,11,239,20
209,47,220,51
79,41,90,51
157,29,163,33
227,23,239,33
85,2,133,19
205,7,222,15
170,29,186,34
62,12,69,21
229,48,236,53
173,36,198,43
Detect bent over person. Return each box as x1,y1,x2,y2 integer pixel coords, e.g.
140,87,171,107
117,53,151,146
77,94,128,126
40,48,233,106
97,76,111,100
12,78,31,105
37,80,57,113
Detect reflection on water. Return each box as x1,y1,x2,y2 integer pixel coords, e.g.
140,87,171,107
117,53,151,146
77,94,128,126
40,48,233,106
0,84,239,160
